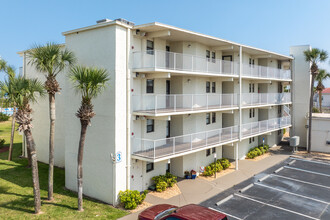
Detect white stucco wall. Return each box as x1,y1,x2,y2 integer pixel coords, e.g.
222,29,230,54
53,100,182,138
308,114,330,153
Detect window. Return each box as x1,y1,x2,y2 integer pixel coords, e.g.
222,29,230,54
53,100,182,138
147,119,154,133
278,130,282,135
206,149,211,156
249,138,252,144
206,50,210,60
252,137,255,142
211,51,216,63
166,163,170,173
249,58,252,66
249,83,255,93
252,59,255,66
146,79,154,93
206,81,210,93
146,40,154,54
212,82,216,93
249,109,252,118
278,60,282,69
253,108,255,117
252,84,255,92
206,113,211,125
146,162,154,172
212,112,216,123
212,147,216,154
249,83,251,93
278,106,282,114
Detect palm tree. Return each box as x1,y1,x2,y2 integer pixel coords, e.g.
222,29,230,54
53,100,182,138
27,42,75,200
14,75,46,214
303,48,328,153
315,69,330,112
68,66,109,211
0,65,18,161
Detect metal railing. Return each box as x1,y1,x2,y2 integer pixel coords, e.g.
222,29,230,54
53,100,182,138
132,116,291,160
241,116,291,138
133,93,238,114
242,63,291,80
132,50,239,76
241,93,291,106
132,126,239,160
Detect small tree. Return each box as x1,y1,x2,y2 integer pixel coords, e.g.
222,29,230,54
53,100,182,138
68,66,109,211
14,75,46,214
303,48,328,153
27,42,75,200
315,69,330,112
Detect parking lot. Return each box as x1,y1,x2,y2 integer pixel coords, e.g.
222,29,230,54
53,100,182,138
203,157,330,220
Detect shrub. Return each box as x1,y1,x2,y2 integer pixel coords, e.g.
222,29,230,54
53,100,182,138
0,113,9,122
0,139,5,149
152,173,177,192
258,146,265,154
203,165,214,176
218,158,230,170
210,162,223,172
118,190,148,210
312,107,320,113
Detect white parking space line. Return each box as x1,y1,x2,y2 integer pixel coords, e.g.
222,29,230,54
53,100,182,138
274,167,284,173
284,166,330,177
288,159,296,165
255,182,330,205
216,195,234,206
258,174,270,182
273,174,330,190
238,183,254,193
208,207,242,220
291,157,330,166
234,193,319,220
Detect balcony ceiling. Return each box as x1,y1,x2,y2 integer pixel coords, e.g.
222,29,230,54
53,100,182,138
134,22,292,61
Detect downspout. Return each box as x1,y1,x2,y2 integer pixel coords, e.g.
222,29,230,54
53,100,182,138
126,28,131,191
237,46,242,170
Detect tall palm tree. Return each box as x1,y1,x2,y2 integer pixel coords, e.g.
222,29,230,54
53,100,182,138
14,75,46,214
315,69,330,112
303,48,328,153
0,65,18,161
27,42,75,200
68,66,109,211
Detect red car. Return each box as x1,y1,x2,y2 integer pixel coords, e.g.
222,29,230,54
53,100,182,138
138,204,227,220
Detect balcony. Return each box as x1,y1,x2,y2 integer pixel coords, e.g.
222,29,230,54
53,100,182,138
133,94,238,116
242,63,291,80
132,126,239,161
131,116,291,161
241,116,291,139
241,93,291,107
132,50,239,76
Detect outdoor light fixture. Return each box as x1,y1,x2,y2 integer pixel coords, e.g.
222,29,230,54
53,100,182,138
187,44,191,48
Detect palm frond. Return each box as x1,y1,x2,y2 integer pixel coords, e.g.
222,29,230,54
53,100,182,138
68,65,110,102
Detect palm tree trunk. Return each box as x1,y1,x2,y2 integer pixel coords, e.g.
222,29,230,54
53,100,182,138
307,74,315,153
319,91,323,113
48,94,55,201
77,120,88,211
24,129,41,214
8,107,16,161
26,135,32,168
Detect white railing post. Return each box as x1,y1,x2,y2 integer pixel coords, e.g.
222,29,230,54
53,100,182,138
155,95,158,114
173,137,176,154
154,50,157,68
174,95,176,112
220,59,222,74
174,53,176,71
205,132,208,146
219,94,222,107
153,141,156,159
206,59,209,73
191,55,194,72
206,94,209,109
190,135,193,150
219,129,221,143
191,94,194,110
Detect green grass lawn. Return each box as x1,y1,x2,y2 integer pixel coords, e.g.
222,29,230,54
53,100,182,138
0,119,128,219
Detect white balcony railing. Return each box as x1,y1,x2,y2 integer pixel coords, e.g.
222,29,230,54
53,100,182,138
132,50,239,76
132,126,239,160
133,94,238,114
241,116,291,138
241,93,291,106
133,50,291,80
132,116,291,160
242,63,291,80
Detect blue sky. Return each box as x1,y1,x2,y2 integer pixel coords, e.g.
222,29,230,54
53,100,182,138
0,0,330,86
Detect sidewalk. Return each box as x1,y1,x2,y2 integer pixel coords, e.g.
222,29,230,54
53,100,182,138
119,144,292,220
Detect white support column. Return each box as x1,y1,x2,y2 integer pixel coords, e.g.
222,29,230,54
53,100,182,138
239,46,242,141
235,142,239,170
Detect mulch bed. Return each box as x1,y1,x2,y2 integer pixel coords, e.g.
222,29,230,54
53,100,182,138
0,147,9,154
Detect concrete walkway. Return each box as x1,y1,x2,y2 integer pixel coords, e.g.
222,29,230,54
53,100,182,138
119,144,292,220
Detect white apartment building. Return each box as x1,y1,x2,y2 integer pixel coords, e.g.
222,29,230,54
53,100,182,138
19,18,297,205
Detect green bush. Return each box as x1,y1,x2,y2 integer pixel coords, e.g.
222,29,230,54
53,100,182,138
210,162,223,172
247,144,270,159
0,139,5,149
258,146,265,154
312,107,320,113
152,173,177,192
0,113,9,122
203,165,214,176
218,158,230,170
118,190,148,210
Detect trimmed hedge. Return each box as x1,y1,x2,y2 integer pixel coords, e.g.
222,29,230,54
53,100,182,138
152,172,177,192
118,189,148,210
0,113,9,122
246,144,269,159
203,158,230,176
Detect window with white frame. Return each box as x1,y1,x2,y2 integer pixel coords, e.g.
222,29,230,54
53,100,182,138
206,149,211,156
146,162,154,172
212,82,216,93
206,81,210,93
206,113,211,125
146,79,154,93
212,112,216,123
206,50,210,60
146,119,154,133
147,40,154,55
212,51,216,63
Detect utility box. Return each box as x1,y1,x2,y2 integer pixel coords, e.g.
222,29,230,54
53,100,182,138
290,136,300,152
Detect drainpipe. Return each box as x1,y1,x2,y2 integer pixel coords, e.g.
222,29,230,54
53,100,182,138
237,46,242,170
235,142,238,170
126,28,131,191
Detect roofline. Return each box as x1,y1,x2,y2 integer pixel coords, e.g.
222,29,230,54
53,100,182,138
62,20,131,36
133,22,293,60
17,43,65,56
